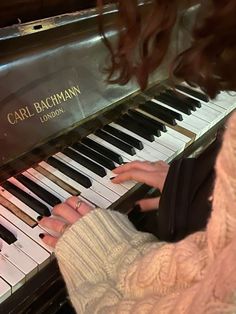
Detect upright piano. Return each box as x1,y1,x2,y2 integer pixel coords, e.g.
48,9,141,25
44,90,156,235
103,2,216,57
0,2,235,313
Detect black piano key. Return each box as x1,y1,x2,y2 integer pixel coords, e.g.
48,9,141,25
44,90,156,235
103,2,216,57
116,115,155,142
165,89,201,110
148,99,183,121
63,147,106,177
129,109,167,132
176,84,209,103
2,181,51,217
127,110,162,137
72,143,116,170
103,125,144,150
95,129,136,156
47,156,92,188
139,102,177,126
0,223,17,245
156,93,192,115
81,138,124,165
16,174,61,207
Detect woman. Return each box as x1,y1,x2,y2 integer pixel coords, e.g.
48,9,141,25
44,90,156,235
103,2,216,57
38,0,236,312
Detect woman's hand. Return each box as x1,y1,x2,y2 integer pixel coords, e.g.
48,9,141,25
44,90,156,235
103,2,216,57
111,160,169,211
38,196,93,248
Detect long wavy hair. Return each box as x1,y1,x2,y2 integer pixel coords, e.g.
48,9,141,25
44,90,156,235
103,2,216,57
97,0,236,98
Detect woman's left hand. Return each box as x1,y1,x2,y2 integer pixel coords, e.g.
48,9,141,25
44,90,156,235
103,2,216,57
38,196,93,248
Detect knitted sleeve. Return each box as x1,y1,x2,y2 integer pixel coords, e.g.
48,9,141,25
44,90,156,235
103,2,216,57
55,209,207,313
55,112,236,314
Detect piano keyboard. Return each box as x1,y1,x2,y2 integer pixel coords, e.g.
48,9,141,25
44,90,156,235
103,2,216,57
0,84,235,303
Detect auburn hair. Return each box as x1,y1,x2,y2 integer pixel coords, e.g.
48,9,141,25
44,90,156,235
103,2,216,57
97,0,236,98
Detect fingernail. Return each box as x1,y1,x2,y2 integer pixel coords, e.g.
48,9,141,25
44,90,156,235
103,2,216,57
37,216,43,221
110,176,116,180
39,233,45,239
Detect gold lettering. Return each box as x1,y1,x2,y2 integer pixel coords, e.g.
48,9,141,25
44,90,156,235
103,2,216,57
73,85,81,94
51,94,60,106
7,106,35,125
45,97,53,108
34,84,81,114
40,108,65,123
40,100,49,111
34,102,42,113
19,107,35,119
7,113,16,125
68,88,77,97
15,112,23,122
56,92,65,103
64,90,72,100
25,106,35,117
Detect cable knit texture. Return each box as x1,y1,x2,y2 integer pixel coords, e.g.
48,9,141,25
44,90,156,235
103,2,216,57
55,111,236,313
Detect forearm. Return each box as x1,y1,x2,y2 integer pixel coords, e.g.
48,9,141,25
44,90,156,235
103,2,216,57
55,209,207,313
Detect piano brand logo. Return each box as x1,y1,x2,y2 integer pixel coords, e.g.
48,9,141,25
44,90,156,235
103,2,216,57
7,85,81,125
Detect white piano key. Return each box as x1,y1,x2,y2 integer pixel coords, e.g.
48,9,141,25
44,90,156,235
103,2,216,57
195,103,222,123
205,101,226,115
177,83,235,114
26,168,72,200
88,134,145,162
0,278,11,303
165,127,191,144
0,253,25,293
151,98,209,135
165,89,224,126
153,136,176,158
8,177,53,211
108,123,160,158
134,109,192,145
0,187,39,221
132,148,159,162
54,153,120,203
0,215,50,269
38,161,111,209
0,239,37,280
98,167,136,190
0,205,53,255
23,170,67,202
0,187,54,238
109,123,169,161
211,91,236,113
57,151,127,197
67,147,134,190
156,131,185,152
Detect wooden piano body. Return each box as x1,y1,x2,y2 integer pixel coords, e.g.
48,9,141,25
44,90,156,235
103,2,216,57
0,1,235,313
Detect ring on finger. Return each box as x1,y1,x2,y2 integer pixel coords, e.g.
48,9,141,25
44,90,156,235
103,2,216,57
75,200,82,211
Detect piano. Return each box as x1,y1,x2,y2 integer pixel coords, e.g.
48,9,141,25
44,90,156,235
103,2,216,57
0,1,235,313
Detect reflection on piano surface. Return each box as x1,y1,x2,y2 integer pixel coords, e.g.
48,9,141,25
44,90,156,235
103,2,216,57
0,2,235,313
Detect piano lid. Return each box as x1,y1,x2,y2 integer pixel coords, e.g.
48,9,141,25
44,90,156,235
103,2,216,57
0,1,198,166
0,0,109,28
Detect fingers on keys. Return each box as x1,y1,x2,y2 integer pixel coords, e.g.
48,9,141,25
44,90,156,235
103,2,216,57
38,197,93,247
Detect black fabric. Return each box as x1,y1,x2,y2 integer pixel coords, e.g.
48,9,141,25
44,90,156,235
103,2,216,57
157,136,222,242
128,135,223,241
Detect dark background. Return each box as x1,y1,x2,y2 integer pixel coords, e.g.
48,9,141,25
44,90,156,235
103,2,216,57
0,0,116,27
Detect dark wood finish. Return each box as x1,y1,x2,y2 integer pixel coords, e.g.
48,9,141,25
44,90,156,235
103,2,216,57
0,0,116,27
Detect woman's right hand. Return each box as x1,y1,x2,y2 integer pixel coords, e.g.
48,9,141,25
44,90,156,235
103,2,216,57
111,160,169,211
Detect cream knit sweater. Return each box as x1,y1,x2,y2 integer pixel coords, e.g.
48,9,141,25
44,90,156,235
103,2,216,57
55,111,236,314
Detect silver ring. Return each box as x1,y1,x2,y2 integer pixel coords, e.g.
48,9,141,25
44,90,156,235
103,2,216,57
75,200,82,211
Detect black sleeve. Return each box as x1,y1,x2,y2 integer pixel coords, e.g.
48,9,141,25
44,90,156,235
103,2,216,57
157,137,222,242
